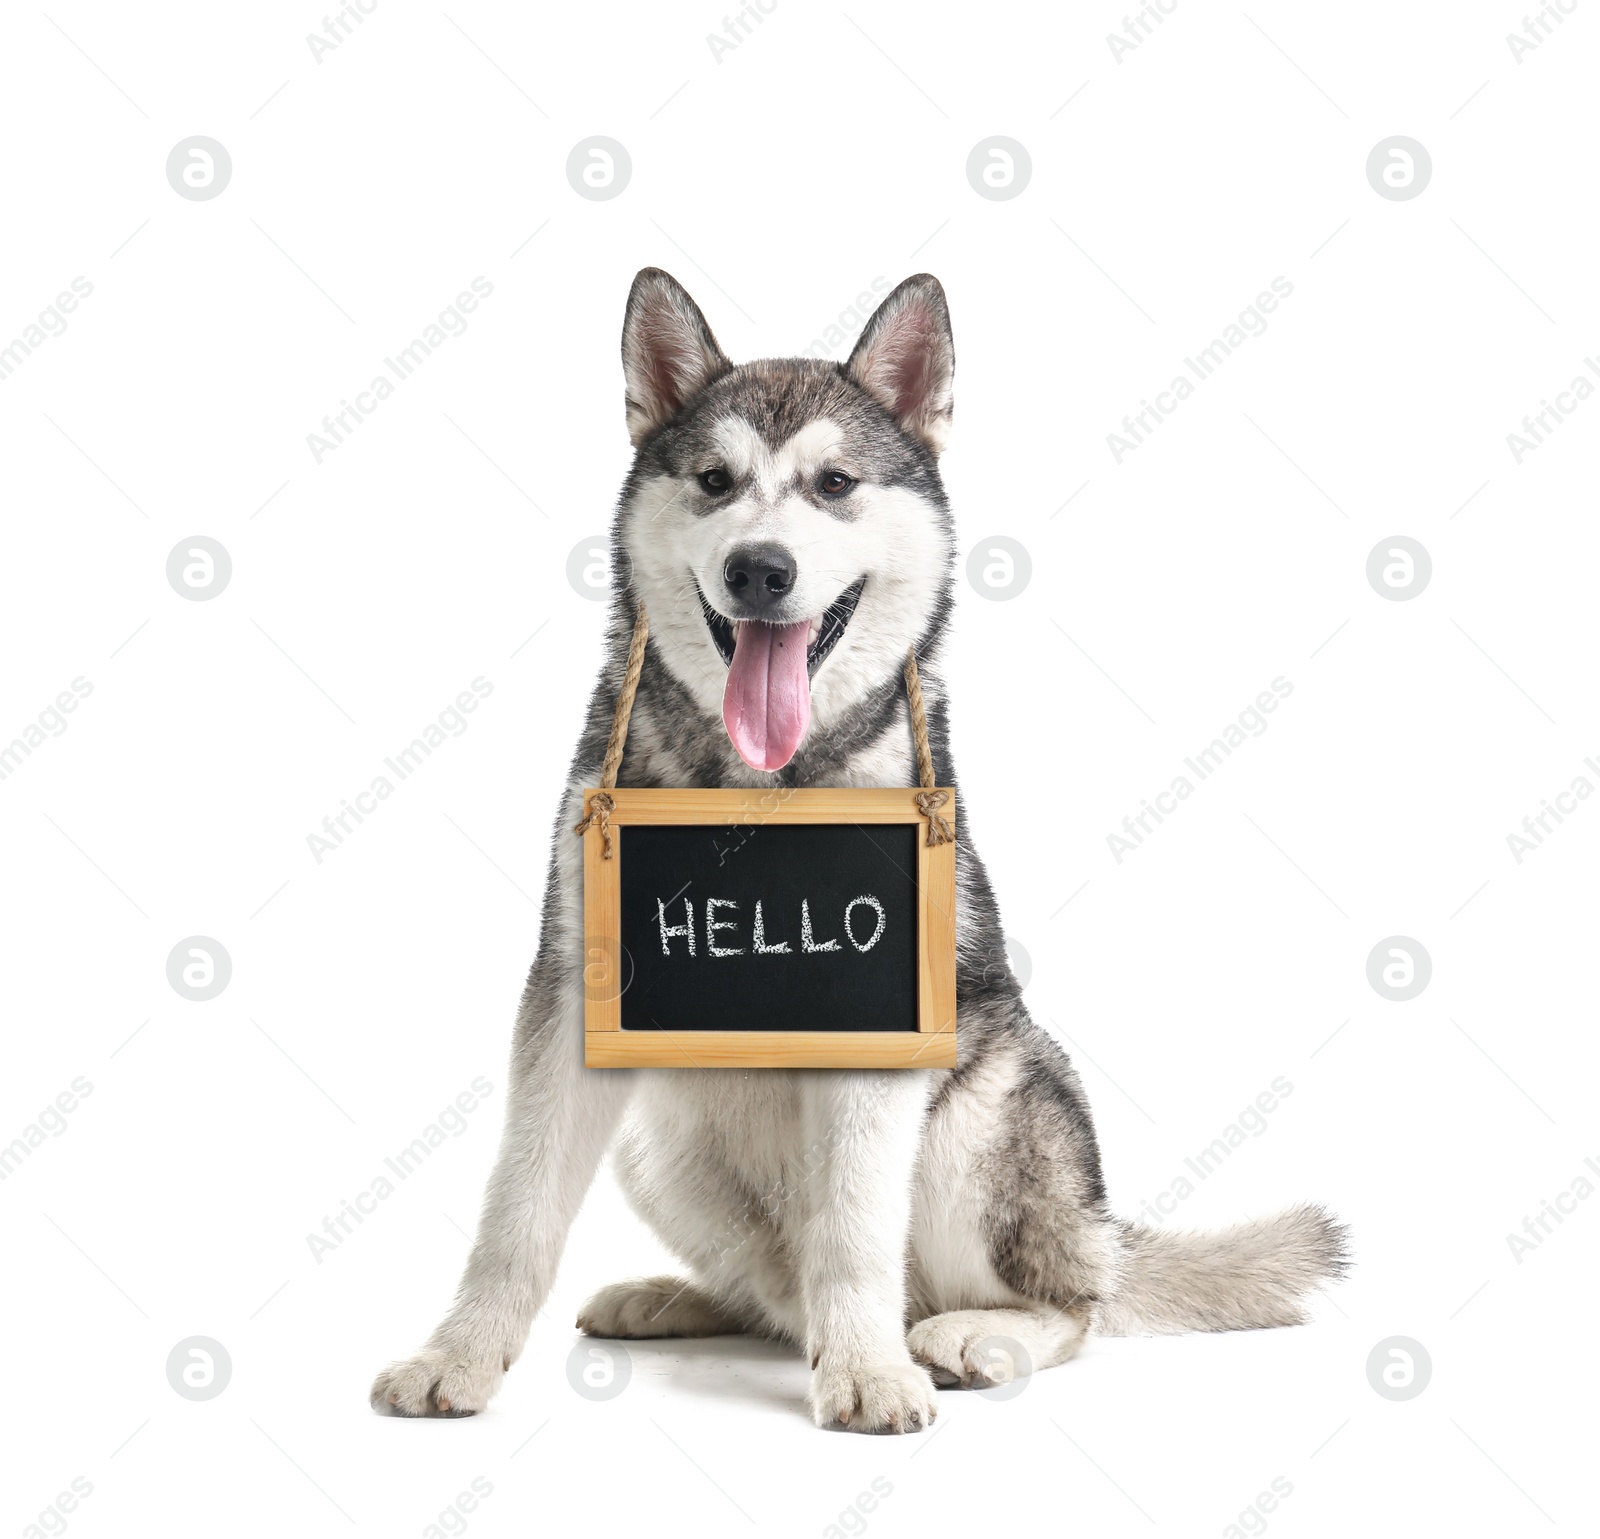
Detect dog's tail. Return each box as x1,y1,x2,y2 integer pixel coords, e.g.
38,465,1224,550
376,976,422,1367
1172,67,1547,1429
1095,1202,1349,1336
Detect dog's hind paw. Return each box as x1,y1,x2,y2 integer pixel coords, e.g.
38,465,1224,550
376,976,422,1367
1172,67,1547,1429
910,1311,1024,1388
370,1348,504,1418
810,1359,938,1433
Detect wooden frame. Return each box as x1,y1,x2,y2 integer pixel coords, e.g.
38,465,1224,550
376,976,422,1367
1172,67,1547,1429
582,787,957,1068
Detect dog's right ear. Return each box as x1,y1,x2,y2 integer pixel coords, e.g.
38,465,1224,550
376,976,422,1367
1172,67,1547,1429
845,274,955,455
621,268,731,446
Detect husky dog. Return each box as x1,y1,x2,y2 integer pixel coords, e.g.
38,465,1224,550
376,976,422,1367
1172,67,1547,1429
371,270,1347,1432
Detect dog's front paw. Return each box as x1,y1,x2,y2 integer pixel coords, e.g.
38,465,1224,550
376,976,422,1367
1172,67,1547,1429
370,1347,504,1418
810,1358,938,1433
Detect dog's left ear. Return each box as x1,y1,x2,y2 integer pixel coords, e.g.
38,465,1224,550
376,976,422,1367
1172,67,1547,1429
845,274,955,455
622,268,731,446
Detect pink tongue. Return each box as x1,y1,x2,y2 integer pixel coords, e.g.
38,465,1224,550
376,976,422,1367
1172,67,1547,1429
722,620,812,771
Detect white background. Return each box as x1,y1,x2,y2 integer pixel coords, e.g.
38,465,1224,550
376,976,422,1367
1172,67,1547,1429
2,3,1595,1536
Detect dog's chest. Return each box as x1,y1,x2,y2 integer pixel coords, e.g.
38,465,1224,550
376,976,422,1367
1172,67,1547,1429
636,1070,809,1198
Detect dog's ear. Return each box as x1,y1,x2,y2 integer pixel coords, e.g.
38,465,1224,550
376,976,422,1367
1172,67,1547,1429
845,274,955,455
621,268,731,446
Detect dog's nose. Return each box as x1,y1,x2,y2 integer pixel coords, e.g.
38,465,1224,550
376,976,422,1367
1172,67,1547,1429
723,544,797,611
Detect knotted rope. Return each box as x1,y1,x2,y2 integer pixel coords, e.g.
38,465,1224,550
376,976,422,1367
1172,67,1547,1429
572,604,650,858
903,650,954,846
574,606,954,855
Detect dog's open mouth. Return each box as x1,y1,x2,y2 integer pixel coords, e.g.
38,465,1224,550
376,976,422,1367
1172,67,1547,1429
698,578,864,674
698,578,865,772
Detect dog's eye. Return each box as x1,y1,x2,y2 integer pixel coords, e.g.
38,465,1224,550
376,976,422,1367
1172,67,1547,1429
698,468,731,495
818,471,855,497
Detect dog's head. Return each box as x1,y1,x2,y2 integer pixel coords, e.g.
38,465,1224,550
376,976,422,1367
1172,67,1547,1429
615,268,956,772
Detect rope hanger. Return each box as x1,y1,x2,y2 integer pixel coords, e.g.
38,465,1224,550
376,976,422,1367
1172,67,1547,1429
573,605,954,857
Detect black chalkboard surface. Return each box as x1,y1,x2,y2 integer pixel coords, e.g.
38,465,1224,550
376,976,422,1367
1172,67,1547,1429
619,822,919,1033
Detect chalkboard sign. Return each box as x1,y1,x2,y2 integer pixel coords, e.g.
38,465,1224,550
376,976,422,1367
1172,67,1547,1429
581,788,956,1067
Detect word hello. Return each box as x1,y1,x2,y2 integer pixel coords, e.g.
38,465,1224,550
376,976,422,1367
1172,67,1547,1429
1108,0,1180,62
822,1476,893,1539
1132,1078,1294,1227
0,676,93,782
2,277,93,384
308,0,379,62
1508,1,1584,62
1108,278,1293,462
422,1476,493,1538
21,1476,93,1539
1222,1476,1293,1538
306,1078,492,1262
657,895,886,957
1506,756,1600,862
707,0,779,62
1505,355,1600,462
307,679,493,863
307,278,494,463
0,1076,94,1183
1108,678,1294,864
1505,1155,1598,1262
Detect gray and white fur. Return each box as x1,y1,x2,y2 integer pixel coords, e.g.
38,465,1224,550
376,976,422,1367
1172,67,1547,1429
370,269,1348,1432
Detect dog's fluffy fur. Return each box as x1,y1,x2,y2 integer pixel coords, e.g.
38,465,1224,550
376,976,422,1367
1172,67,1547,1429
370,270,1348,1432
